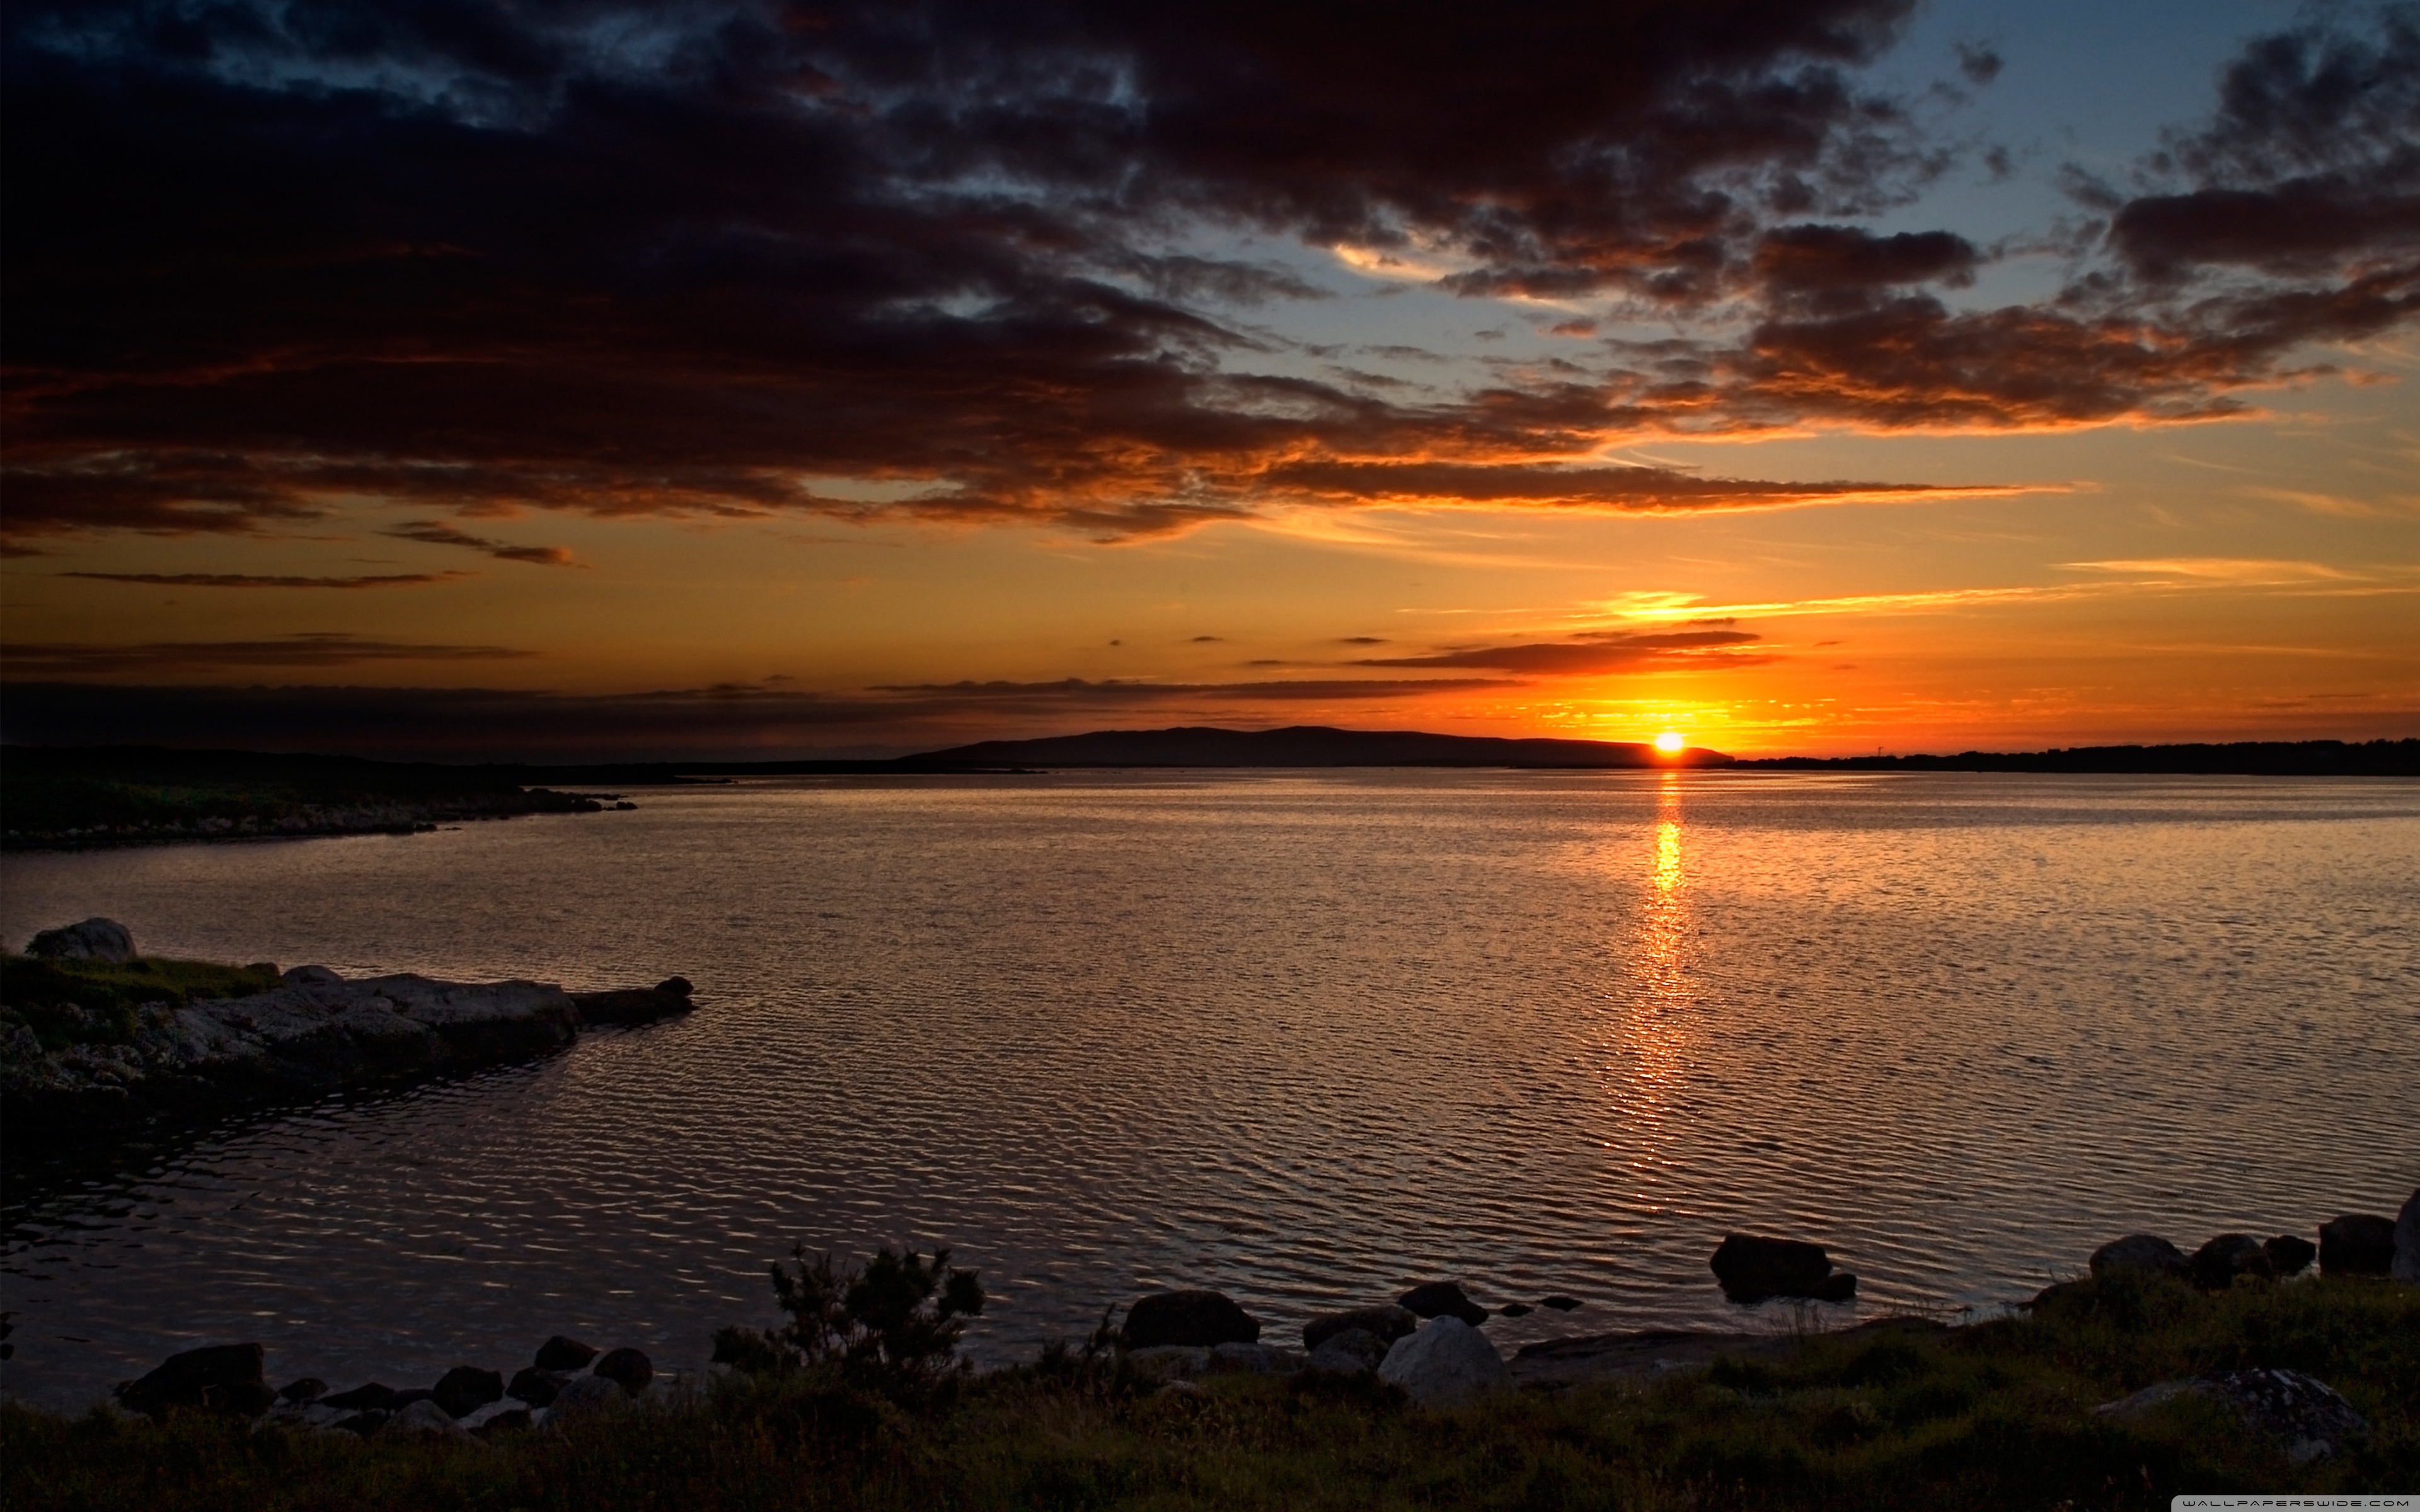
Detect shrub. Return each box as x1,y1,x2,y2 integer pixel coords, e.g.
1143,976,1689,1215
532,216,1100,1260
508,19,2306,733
715,1244,984,1400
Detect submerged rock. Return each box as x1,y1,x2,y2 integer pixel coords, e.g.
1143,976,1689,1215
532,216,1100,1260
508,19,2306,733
115,1342,268,1419
1378,1317,1509,1407
1125,1290,1260,1349
2319,1214,2395,1276
1303,1304,1418,1353
2096,1368,2368,1464
1540,1295,1582,1312
1710,1234,1856,1302
2089,1234,2188,1280
1397,1281,1489,1327
26,918,137,963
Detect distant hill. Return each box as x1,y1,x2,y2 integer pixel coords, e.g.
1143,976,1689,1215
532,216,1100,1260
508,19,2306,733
899,724,1726,769
1732,739,2419,777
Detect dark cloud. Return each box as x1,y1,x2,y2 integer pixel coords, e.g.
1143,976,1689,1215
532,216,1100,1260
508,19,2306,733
1954,43,2003,86
1355,627,1765,673
382,520,580,566
870,677,1514,700
1265,459,1985,510
1753,224,1979,301
4,634,534,675
63,570,470,589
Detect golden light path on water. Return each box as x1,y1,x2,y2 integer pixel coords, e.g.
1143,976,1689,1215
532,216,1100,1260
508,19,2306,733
2,770,2416,1410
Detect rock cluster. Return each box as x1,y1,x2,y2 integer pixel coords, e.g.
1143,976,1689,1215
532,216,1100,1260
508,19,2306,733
114,1334,662,1440
1120,1281,1516,1407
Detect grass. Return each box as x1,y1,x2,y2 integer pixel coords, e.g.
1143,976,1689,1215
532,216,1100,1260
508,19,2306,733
5,1271,2414,1511
1,954,285,1052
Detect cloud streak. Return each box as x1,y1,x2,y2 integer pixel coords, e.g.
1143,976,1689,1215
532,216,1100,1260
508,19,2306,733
62,570,470,589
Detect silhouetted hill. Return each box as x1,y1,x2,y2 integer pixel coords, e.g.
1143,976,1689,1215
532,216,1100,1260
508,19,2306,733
1732,740,2419,777
901,725,1726,769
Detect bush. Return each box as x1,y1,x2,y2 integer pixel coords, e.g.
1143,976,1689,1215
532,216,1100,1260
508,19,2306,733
715,1245,984,1400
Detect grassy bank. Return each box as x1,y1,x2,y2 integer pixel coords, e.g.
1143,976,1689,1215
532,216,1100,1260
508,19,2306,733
6,1271,2414,1511
1,954,284,1054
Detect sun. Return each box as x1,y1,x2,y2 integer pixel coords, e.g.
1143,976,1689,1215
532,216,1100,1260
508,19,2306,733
1654,731,1686,753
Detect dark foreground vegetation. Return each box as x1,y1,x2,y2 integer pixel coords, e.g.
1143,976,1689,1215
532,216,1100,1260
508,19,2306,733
7,1269,2414,1511
0,746,621,850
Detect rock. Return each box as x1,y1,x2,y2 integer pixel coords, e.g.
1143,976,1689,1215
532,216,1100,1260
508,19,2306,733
115,1342,267,1418
1397,1281,1489,1327
2089,1234,2188,1280
534,1335,600,1370
1377,1317,1510,1408
543,1373,630,1428
1124,1290,1260,1348
2319,1214,2395,1276
568,980,695,1027
282,966,343,987
1497,1303,1532,1318
1540,1295,1582,1312
2027,1279,2097,1314
508,1366,569,1407
432,1365,504,1418
26,918,137,963
322,1382,400,1411
2264,1235,2317,1277
460,1400,532,1433
2394,1189,2420,1284
278,1377,327,1404
331,1409,390,1436
2096,1368,2368,1464
1305,1328,1390,1375
1710,1235,1856,1302
592,1347,654,1395
1302,1304,1419,1353
1126,1346,1211,1381
1206,1342,1303,1375
377,1398,478,1443
2189,1233,2273,1289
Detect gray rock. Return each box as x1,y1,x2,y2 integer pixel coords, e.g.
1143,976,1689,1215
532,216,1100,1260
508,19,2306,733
26,918,137,963
1302,1305,1419,1353
1377,1316,1510,1408
2394,1189,2419,1284
1205,1342,1303,1375
591,1347,653,1396
2089,1234,2188,1280
2319,1214,2395,1276
377,1399,478,1443
1305,1328,1390,1375
2096,1368,2368,1465
1397,1281,1488,1327
2264,1235,2317,1277
541,1373,628,1429
1124,1290,1259,1348
1126,1346,1210,1381
2189,1233,2273,1289
459,1400,533,1433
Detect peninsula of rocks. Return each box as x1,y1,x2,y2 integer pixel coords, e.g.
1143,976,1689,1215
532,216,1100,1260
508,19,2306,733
0,917,694,1138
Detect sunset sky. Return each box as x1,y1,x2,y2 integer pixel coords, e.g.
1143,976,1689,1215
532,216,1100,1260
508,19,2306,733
4,0,2416,759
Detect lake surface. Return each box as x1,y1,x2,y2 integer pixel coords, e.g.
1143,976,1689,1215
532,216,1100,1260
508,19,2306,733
4,770,2416,1409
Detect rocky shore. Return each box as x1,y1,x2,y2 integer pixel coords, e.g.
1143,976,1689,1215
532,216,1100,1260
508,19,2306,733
0,918,694,1136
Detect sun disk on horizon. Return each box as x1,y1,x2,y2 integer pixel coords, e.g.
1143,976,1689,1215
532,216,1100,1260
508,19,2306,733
1654,731,1686,753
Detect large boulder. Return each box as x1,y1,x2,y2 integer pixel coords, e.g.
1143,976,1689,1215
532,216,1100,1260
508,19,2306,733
591,1348,654,1396
2096,1368,2368,1465
1305,1328,1391,1375
1397,1281,1488,1327
115,1342,268,1418
2189,1234,2273,1289
1124,1290,1260,1349
2089,1234,2188,1280
1303,1305,1419,1353
1378,1317,1510,1407
2394,1189,2419,1284
2264,1235,2317,1277
2319,1214,2395,1276
26,918,137,963
1710,1234,1856,1302
432,1366,504,1418
535,1335,600,1371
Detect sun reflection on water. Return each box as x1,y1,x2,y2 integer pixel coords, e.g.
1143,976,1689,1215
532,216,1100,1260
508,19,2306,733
1606,774,1697,1209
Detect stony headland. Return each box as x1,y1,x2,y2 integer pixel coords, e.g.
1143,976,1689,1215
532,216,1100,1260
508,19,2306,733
0,917,693,1136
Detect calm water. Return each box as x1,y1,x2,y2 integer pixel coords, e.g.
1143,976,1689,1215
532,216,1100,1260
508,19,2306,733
3,770,2416,1409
